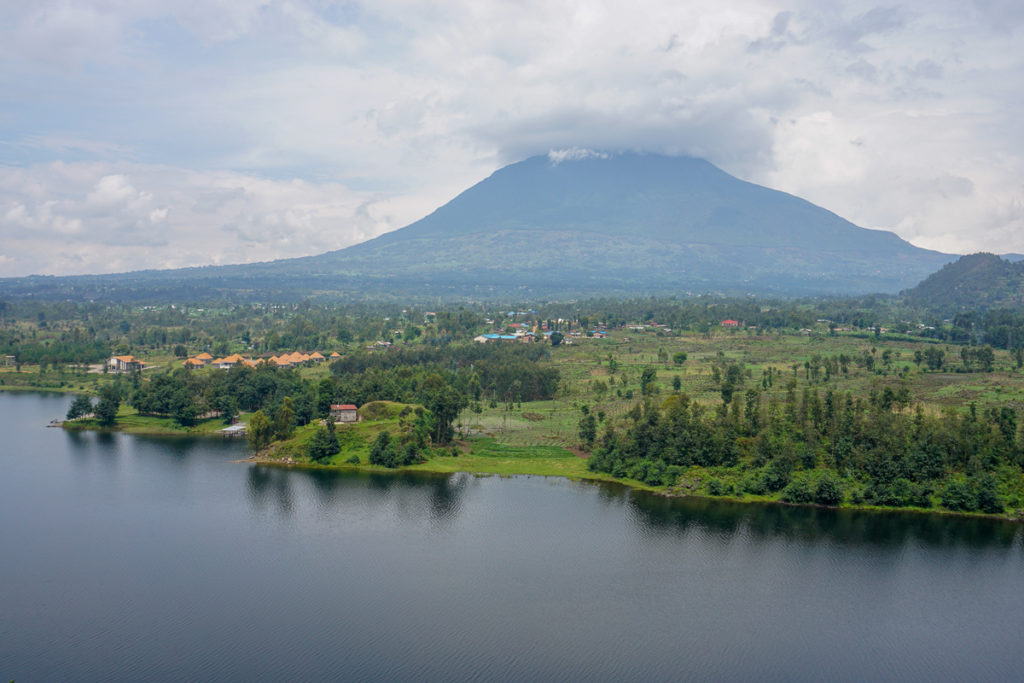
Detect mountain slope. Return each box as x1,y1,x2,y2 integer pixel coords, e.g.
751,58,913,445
295,153,950,295
0,153,955,301
902,253,1024,310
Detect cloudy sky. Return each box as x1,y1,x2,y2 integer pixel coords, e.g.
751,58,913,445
1,0,1023,277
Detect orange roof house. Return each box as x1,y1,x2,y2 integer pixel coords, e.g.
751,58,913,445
108,355,145,373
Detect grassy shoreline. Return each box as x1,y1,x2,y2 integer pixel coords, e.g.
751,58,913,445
30,376,1024,522
250,452,1019,523
56,410,1022,521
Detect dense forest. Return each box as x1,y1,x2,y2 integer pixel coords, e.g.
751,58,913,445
587,388,1014,514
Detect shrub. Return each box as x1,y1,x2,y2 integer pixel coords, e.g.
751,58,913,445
814,473,844,506
940,479,976,512
706,478,725,496
975,473,1003,514
742,473,767,495
781,477,814,504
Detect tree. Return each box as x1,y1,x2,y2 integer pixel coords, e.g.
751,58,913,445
672,351,688,365
420,374,468,445
274,397,295,440
924,347,945,371
308,422,340,462
578,413,597,449
640,367,657,396
975,473,1003,513
247,410,273,451
95,385,120,427
369,430,398,467
814,473,844,506
66,394,94,420
550,331,564,346
217,394,238,424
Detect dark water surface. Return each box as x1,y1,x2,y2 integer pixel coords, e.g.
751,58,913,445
2,392,1023,682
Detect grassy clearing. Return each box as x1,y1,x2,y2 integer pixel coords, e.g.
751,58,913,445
64,405,240,435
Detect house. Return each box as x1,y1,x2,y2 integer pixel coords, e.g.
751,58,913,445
330,351,341,359
214,353,246,369
107,355,145,373
330,404,359,423
475,334,518,343
720,320,740,328
2,355,15,367
183,358,205,368
309,351,325,363
195,352,214,365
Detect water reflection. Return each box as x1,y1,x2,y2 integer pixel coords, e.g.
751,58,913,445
625,489,1024,551
247,465,294,514
246,466,474,527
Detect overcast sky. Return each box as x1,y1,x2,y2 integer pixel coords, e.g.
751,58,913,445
1,0,1023,277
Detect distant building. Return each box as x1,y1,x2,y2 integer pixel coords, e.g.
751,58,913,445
330,404,358,423
720,320,740,328
107,355,145,373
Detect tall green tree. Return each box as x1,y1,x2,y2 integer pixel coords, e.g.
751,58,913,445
95,384,120,427
274,397,295,440
308,422,340,462
66,394,94,420
247,410,273,451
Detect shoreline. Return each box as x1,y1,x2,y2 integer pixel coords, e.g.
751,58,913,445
53,409,1024,524
248,451,1023,524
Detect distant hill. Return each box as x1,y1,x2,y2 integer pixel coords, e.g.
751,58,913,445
0,153,955,302
902,253,1024,310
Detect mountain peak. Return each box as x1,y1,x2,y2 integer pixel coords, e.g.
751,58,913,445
1,153,955,301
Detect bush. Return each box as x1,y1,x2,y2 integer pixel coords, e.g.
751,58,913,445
706,478,726,496
781,477,814,504
345,454,361,464
763,460,792,492
307,425,340,462
814,473,844,506
975,473,1003,514
742,473,767,495
940,479,977,512
369,431,397,467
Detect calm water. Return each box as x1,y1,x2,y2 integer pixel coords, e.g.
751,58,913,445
2,392,1023,682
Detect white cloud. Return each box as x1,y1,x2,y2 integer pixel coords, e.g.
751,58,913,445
1,0,1024,276
0,162,433,276
547,148,609,164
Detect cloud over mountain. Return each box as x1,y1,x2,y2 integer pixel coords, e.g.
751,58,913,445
1,0,1023,275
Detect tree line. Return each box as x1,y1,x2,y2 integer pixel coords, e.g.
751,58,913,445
586,386,1019,514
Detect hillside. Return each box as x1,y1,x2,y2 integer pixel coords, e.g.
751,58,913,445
901,253,1024,310
0,153,955,301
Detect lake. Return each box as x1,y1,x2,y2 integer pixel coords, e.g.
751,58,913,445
2,391,1023,681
